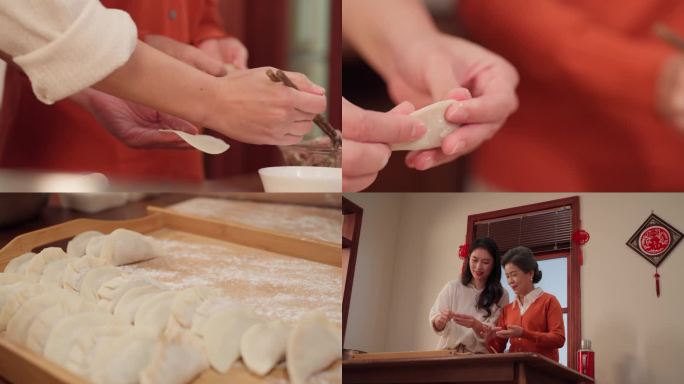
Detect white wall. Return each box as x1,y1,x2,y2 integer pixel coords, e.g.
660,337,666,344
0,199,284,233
344,193,684,384
344,193,404,352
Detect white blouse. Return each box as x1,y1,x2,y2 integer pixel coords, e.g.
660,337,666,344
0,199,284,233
0,0,137,104
429,277,509,352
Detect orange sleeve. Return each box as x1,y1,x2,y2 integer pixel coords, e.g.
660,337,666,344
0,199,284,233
488,307,508,353
193,0,228,45
520,296,565,349
459,0,676,116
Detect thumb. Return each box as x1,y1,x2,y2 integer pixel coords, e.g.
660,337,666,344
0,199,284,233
159,113,200,135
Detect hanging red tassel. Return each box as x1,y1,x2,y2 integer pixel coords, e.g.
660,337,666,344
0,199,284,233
458,244,468,259
655,269,661,297
572,230,590,266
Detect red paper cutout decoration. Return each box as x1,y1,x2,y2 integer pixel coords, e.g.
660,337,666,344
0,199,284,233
626,213,683,298
458,243,469,274
572,229,590,265
458,244,469,259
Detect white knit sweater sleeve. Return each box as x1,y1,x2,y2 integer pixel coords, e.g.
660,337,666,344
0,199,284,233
0,0,137,104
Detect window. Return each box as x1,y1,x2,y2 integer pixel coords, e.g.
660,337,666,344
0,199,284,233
467,197,581,369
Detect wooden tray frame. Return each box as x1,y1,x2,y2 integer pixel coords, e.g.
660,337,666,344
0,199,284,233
0,207,342,384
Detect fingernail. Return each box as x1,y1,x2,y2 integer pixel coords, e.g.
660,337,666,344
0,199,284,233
412,122,426,138
448,103,469,122
446,140,466,156
417,158,433,170
313,85,326,94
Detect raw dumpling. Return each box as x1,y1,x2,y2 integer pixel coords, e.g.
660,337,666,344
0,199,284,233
391,100,459,151
44,312,122,365
286,312,341,384
170,286,219,329
201,306,262,373
139,329,209,384
97,276,153,313
0,273,26,285
99,228,161,266
241,320,291,376
24,247,68,277
66,231,104,258
3,252,36,273
65,323,132,377
133,291,177,335
62,256,107,292
190,298,239,336
79,266,123,302
85,235,106,258
90,327,159,384
6,291,69,344
26,295,99,354
114,284,165,324
39,257,77,287
0,283,50,331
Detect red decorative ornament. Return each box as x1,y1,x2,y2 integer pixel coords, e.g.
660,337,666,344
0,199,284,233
572,230,590,265
627,213,682,298
458,244,469,259
458,244,469,275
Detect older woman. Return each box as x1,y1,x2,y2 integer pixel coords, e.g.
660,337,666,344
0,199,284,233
429,237,509,353
488,246,565,361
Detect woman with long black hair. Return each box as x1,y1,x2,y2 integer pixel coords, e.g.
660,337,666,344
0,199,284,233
429,237,509,352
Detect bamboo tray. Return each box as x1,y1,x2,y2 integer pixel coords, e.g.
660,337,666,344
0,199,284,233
0,207,342,384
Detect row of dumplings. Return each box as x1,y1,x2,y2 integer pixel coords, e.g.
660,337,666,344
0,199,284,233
0,229,341,384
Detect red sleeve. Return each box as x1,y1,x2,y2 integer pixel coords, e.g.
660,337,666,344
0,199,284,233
520,296,566,349
459,0,676,116
193,0,229,45
488,307,508,353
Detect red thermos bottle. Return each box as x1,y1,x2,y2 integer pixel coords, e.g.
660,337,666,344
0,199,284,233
577,339,595,378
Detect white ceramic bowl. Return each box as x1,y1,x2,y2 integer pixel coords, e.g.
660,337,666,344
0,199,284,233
258,166,342,192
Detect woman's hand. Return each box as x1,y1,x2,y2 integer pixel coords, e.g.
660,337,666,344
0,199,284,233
144,35,227,77
383,33,519,170
496,325,523,338
342,98,425,191
198,37,249,70
73,89,198,149
202,67,327,145
433,309,455,331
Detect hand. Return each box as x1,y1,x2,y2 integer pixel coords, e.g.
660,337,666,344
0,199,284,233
342,98,426,191
198,37,249,70
144,35,227,77
382,33,519,170
202,67,327,145
76,89,199,149
451,313,487,334
433,309,454,331
658,54,684,133
496,325,523,339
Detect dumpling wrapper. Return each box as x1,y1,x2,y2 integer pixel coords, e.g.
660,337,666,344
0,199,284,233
3,252,36,273
241,320,291,376
202,306,262,373
139,329,209,384
161,130,230,155
391,100,459,151
287,311,342,384
67,231,104,258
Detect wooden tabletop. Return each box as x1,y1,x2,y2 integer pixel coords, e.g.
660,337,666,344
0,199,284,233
343,352,594,384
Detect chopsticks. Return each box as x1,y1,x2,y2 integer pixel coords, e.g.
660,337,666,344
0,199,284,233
653,23,684,51
266,69,342,149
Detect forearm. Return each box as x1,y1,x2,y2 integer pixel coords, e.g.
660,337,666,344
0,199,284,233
343,0,439,79
93,41,217,126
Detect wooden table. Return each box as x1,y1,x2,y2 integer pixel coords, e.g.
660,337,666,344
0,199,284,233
343,352,594,384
